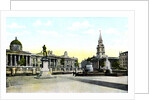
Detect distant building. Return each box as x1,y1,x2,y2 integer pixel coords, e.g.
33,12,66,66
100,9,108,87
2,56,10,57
6,37,78,75
119,51,128,70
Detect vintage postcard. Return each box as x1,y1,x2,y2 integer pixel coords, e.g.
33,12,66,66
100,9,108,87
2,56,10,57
0,11,135,100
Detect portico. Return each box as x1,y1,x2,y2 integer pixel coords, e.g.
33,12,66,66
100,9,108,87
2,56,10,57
6,52,33,67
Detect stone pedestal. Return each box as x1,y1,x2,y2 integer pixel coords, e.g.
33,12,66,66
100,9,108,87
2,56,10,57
12,68,16,75
35,57,54,79
32,68,36,75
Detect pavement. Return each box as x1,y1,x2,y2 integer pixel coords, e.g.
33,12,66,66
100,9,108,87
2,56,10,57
7,74,128,93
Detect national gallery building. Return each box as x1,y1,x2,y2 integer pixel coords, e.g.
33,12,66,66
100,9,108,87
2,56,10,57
6,37,78,75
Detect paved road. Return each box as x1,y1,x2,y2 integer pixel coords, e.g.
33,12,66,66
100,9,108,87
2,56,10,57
7,74,128,93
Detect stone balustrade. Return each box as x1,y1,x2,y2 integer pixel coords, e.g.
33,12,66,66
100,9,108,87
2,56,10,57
6,66,83,76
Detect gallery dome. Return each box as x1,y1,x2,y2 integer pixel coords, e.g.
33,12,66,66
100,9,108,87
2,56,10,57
10,37,22,51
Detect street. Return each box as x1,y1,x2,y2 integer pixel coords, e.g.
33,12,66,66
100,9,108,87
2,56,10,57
7,74,128,93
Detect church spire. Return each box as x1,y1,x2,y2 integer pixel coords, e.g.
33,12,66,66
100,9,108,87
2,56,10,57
99,30,102,43
97,30,105,58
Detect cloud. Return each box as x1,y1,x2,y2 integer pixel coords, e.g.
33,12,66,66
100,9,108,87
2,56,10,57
33,20,52,27
7,31,31,36
103,28,120,35
37,30,58,36
68,21,94,31
91,27,128,38
103,28,128,38
82,28,103,36
83,29,98,35
33,20,42,26
45,21,52,26
64,33,80,38
7,23,26,29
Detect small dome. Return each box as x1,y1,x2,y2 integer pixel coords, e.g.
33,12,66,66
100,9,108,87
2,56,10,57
64,51,68,57
10,37,22,51
10,37,22,45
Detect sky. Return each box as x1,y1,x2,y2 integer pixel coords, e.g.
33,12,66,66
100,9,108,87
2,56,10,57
6,17,128,62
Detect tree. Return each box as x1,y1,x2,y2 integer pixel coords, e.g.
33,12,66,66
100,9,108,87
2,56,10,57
18,57,25,66
111,61,120,69
75,60,79,67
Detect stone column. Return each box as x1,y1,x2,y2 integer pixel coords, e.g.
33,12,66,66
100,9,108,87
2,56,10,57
10,55,12,66
6,54,8,66
26,56,28,66
34,58,36,67
18,55,20,61
14,55,16,66
29,56,31,66
18,55,20,66
31,58,33,66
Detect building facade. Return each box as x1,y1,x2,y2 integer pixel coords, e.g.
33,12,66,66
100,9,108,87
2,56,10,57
119,51,128,70
6,37,78,75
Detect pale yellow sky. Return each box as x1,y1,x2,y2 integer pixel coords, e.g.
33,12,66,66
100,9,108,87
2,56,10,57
28,48,95,63
27,48,125,63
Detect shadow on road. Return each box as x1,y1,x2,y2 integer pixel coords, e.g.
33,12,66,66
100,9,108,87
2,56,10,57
66,77,128,91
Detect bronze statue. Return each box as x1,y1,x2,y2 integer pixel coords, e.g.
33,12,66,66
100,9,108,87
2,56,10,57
42,45,47,56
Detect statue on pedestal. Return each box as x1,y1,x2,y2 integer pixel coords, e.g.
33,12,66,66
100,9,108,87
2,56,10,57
35,45,54,79
43,45,47,57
